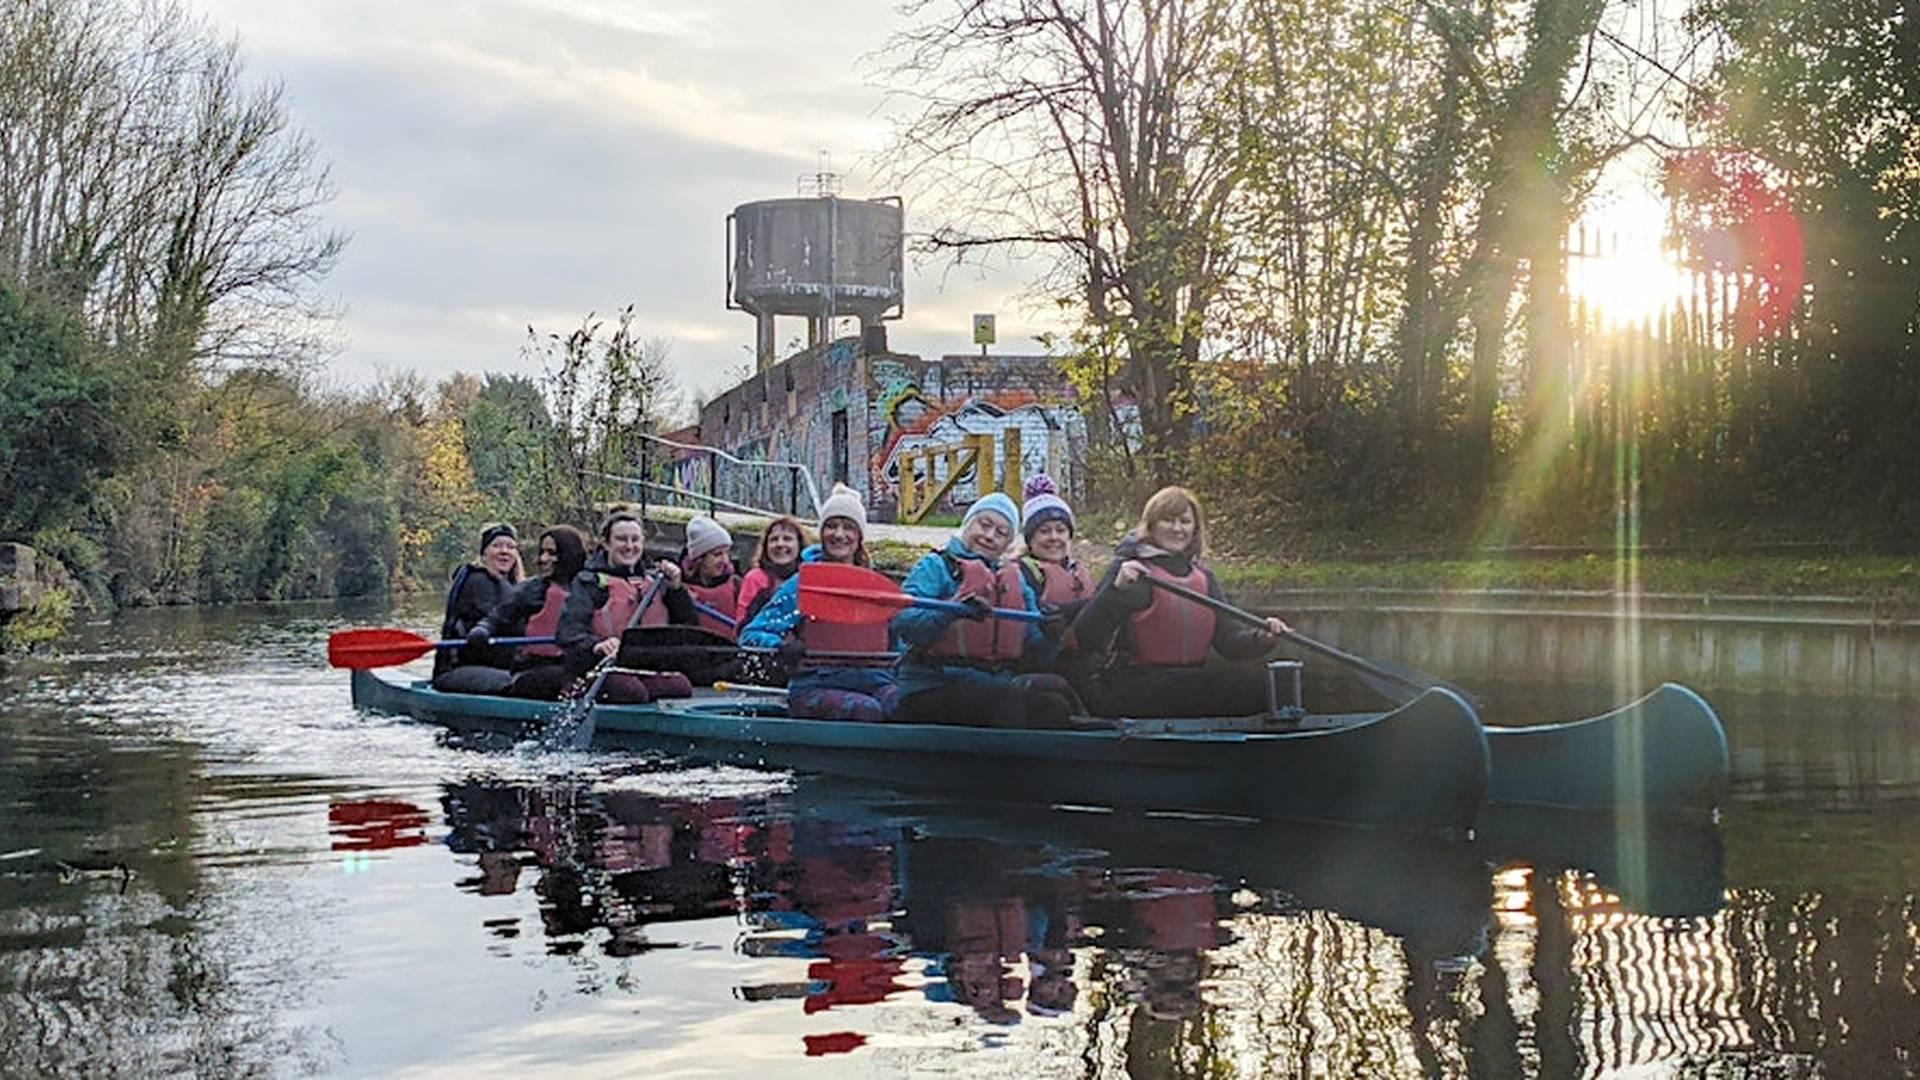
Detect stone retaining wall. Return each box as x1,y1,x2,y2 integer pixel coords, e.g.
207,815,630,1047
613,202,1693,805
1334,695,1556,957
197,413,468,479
1242,588,1920,699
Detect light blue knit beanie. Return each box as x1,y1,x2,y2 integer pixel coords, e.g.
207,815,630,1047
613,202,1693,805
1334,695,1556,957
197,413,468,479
962,492,1020,533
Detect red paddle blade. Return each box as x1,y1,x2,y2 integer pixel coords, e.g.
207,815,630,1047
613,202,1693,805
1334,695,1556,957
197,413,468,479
798,584,912,624
328,627,436,669
800,561,900,592
798,562,908,625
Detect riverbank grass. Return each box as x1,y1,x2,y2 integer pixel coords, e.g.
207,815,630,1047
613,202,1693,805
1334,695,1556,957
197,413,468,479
1213,553,1920,604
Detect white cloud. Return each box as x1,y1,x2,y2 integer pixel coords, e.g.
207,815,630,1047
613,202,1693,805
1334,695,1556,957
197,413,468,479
189,0,1055,405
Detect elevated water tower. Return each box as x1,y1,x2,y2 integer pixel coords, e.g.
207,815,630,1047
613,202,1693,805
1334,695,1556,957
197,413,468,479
727,170,904,370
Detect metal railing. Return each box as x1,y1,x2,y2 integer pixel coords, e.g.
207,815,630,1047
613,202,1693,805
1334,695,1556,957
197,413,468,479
590,432,824,523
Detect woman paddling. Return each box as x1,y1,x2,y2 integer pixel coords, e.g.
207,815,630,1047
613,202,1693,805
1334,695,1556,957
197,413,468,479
680,515,741,641
739,484,899,722
735,515,808,627
1071,486,1290,718
556,510,697,704
433,522,524,692
892,492,1074,729
1015,475,1093,681
464,525,589,699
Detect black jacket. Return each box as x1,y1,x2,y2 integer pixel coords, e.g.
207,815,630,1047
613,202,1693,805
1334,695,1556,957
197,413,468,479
1068,533,1271,669
435,563,517,675
555,552,697,673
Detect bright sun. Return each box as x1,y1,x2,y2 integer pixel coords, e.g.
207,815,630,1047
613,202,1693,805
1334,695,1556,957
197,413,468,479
1566,190,1692,329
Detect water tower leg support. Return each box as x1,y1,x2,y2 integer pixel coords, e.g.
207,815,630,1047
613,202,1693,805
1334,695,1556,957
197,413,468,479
756,315,776,372
1002,427,1022,504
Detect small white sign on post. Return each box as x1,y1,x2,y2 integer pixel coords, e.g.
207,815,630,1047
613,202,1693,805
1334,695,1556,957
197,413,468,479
972,313,996,347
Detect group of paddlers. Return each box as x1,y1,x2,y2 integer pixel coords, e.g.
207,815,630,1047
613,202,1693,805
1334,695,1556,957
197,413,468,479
434,475,1291,726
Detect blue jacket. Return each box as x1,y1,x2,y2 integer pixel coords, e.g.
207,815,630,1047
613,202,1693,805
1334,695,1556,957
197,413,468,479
740,546,895,697
892,537,1051,697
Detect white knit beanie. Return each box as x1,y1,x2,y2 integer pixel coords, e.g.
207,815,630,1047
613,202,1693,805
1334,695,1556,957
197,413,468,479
817,483,867,533
684,515,732,560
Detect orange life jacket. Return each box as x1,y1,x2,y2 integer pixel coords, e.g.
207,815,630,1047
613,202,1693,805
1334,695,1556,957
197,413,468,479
519,582,568,659
1126,563,1216,666
686,574,740,640
1023,557,1092,610
591,572,669,639
922,553,1027,664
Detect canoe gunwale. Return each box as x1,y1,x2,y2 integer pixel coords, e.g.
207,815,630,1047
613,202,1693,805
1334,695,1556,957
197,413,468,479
1483,681,1729,814
348,669,1489,834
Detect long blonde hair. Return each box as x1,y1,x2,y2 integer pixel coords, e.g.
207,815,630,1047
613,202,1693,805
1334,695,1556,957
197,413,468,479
1135,486,1206,558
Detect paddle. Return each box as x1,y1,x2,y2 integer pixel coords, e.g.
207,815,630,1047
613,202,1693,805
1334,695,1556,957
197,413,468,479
798,562,1045,625
570,571,671,748
328,628,555,670
691,599,737,629
616,623,895,681
712,681,791,697
1135,575,1476,708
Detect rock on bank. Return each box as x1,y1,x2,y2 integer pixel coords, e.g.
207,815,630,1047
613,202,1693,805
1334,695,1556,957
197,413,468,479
0,543,82,652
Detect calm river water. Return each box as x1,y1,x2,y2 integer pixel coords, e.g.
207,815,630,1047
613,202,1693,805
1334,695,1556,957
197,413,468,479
2,600,1917,1077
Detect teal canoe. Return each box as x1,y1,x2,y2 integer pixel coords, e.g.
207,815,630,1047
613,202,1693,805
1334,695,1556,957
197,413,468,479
1483,683,1729,815
349,669,1490,835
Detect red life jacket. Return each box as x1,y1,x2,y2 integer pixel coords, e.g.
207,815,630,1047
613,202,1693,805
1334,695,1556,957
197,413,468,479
686,574,740,640
591,572,669,639
922,553,1027,664
519,582,568,659
1126,562,1216,666
1024,557,1092,610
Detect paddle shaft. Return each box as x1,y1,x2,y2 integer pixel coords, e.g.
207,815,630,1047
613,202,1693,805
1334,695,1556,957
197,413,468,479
1137,575,1429,700
690,599,737,628
575,572,673,740
441,635,551,650
803,583,1045,624
712,681,790,697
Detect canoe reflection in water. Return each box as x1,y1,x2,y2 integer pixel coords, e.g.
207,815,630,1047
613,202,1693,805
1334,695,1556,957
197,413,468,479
430,770,1739,1066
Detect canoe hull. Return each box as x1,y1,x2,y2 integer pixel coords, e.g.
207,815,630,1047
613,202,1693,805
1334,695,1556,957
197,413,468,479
350,670,1488,834
1485,682,1728,814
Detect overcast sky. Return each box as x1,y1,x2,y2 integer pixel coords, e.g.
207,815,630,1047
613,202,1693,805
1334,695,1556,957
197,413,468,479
193,0,1047,407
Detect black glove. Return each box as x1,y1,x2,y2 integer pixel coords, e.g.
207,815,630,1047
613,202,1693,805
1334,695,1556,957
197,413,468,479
957,595,992,622
1040,610,1069,640
465,625,491,648
775,634,806,667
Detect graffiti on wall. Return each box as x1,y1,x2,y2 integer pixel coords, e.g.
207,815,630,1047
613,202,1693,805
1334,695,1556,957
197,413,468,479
867,356,1086,519
688,343,1096,524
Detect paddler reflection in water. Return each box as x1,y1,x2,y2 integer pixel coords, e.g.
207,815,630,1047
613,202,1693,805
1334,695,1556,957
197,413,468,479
1071,485,1292,718
555,509,698,704
891,492,1077,729
740,484,900,721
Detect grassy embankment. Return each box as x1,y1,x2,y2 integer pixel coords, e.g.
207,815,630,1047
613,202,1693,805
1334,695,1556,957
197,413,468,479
647,505,1920,604
867,538,1917,607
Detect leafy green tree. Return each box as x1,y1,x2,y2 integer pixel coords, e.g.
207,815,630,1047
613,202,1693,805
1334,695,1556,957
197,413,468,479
1682,0,1920,522
527,307,680,523
0,280,127,544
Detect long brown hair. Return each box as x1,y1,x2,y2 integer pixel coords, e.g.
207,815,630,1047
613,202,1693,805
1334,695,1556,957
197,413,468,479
1134,485,1206,558
750,516,812,574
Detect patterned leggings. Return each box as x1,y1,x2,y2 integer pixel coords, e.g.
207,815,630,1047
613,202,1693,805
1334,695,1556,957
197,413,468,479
787,684,902,723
